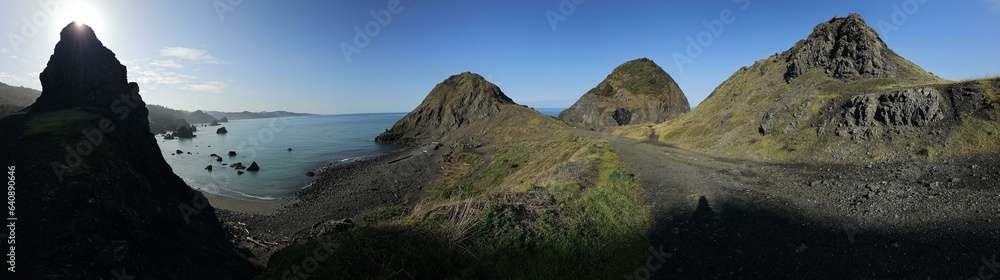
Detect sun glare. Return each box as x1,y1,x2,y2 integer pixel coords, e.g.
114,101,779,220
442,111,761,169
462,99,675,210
55,1,103,30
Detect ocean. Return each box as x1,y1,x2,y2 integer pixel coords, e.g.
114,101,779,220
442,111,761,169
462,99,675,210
157,108,564,201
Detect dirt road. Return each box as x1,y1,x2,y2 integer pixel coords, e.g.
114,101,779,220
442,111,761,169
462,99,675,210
577,129,1000,279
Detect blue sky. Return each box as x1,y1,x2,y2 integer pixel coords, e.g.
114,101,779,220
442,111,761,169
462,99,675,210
1,0,998,114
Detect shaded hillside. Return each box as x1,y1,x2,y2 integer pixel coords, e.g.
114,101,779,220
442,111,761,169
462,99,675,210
187,109,217,124
559,58,689,130
617,14,997,163
205,110,312,120
147,104,190,134
0,82,41,117
0,23,254,278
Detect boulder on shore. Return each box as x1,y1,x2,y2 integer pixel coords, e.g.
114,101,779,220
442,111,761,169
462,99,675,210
205,165,213,171
217,127,228,134
228,151,237,156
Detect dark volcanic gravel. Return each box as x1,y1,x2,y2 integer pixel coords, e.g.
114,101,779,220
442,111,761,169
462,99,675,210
578,129,1000,279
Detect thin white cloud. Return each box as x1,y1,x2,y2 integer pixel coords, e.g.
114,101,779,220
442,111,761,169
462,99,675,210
159,47,227,65
181,81,227,93
988,0,1000,12
9,55,28,64
0,48,8,54
133,70,194,85
150,60,183,69
0,72,22,82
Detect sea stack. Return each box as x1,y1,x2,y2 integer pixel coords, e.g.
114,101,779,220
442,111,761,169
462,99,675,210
559,58,690,130
0,23,254,278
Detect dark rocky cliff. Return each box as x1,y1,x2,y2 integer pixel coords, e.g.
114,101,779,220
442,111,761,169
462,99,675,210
0,23,254,279
559,58,689,130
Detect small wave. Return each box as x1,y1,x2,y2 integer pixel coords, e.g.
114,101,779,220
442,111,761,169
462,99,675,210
220,188,285,201
190,183,286,202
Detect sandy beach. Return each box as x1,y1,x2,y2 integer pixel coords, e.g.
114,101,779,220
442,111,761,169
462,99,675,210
200,190,291,214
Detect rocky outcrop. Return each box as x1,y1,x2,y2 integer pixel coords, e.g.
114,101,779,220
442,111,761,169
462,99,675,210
210,119,220,126
0,23,253,278
375,72,516,146
832,87,947,140
784,14,897,82
559,58,689,130
175,125,195,138
219,117,229,122
247,161,260,171
217,127,228,134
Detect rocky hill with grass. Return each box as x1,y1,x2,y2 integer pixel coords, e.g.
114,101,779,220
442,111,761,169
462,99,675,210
559,58,689,130
375,72,568,148
618,14,998,163
0,23,254,278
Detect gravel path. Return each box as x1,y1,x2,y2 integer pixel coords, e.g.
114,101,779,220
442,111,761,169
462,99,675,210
577,129,1000,279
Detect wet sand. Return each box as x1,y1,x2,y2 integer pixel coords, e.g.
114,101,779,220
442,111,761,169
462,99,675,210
201,190,291,214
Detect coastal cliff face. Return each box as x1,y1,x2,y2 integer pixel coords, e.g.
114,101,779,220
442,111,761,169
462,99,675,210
559,58,689,130
0,23,253,278
376,72,553,148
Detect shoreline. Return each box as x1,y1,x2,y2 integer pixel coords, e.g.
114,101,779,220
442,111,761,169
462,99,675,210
201,190,292,214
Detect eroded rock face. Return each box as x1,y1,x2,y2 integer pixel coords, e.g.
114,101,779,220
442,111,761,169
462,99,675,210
784,14,895,82
374,72,515,146
836,88,945,140
559,58,689,130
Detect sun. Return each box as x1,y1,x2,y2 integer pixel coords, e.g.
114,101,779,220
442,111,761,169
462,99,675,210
55,1,103,30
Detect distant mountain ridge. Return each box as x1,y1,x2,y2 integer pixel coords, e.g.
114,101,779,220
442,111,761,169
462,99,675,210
0,81,42,117
204,110,312,120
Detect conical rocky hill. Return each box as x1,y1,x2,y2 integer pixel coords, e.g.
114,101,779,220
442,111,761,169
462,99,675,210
376,72,566,148
618,14,998,162
559,58,689,130
0,23,254,278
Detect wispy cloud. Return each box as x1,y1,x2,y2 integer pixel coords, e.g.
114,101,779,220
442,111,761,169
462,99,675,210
181,81,227,93
0,48,8,54
0,72,23,82
133,70,194,85
9,55,28,64
150,60,183,69
988,0,1000,12
159,47,227,65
